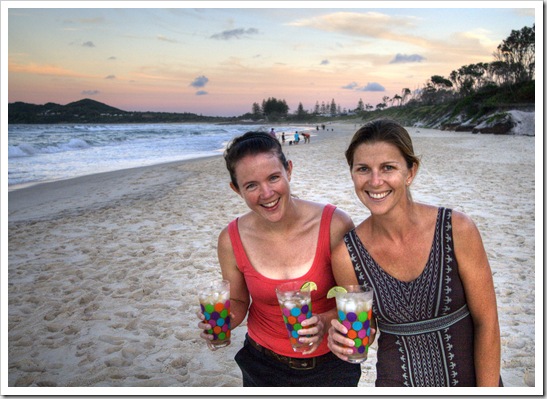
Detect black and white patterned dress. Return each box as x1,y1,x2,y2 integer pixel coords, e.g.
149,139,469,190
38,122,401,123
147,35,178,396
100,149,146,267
344,208,477,387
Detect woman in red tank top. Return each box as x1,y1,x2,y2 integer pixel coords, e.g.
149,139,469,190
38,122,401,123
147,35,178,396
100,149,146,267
197,131,361,387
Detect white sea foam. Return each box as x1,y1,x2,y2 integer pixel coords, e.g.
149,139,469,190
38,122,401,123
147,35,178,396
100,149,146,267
8,123,308,188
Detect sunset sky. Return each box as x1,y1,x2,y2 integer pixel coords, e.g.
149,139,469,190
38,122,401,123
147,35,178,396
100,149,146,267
4,2,538,117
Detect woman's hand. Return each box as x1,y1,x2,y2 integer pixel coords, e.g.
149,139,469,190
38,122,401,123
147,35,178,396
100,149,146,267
327,319,357,361
298,314,326,355
196,310,218,351
327,318,376,362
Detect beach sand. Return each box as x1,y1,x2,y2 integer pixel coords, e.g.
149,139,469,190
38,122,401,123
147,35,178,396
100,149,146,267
5,123,537,393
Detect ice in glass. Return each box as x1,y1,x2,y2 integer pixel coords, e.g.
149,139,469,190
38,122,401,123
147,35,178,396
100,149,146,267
198,279,231,349
275,281,314,352
335,285,373,363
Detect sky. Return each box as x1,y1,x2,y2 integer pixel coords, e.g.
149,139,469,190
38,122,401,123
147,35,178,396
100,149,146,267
3,1,539,117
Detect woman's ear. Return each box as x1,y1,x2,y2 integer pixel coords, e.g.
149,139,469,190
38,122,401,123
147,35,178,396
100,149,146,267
229,182,240,195
407,162,418,185
286,160,293,181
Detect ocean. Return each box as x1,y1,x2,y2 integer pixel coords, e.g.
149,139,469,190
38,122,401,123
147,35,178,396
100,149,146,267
7,123,307,190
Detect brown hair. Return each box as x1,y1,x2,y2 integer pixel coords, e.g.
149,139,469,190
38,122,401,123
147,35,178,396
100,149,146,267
224,131,289,190
345,119,420,170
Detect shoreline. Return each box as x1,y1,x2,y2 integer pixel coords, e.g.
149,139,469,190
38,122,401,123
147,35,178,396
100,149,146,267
5,123,537,391
7,126,344,223
6,122,323,193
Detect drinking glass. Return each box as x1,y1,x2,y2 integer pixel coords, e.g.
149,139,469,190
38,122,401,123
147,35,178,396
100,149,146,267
198,279,231,349
275,281,313,352
335,285,373,363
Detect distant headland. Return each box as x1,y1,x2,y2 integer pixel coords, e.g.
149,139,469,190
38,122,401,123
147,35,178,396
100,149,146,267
8,99,233,124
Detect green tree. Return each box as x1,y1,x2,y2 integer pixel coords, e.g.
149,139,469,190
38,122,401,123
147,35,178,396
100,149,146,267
356,98,364,112
262,97,289,119
330,99,337,116
295,102,308,119
401,88,411,105
320,101,326,114
493,24,535,84
314,101,320,114
251,102,262,120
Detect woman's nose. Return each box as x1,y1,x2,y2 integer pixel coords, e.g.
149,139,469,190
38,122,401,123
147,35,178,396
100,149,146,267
370,170,383,186
260,183,274,197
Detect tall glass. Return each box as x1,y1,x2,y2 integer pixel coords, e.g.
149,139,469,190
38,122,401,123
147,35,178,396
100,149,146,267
275,281,313,352
198,279,231,349
335,285,373,363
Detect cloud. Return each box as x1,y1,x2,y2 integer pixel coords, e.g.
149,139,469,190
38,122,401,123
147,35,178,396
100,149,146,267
157,35,178,43
341,81,385,92
9,61,90,78
320,59,329,65
389,53,426,64
342,82,359,90
289,12,430,48
105,75,116,79
108,56,117,60
82,41,95,48
195,90,208,96
81,90,100,95
210,28,259,40
190,75,209,88
358,82,385,92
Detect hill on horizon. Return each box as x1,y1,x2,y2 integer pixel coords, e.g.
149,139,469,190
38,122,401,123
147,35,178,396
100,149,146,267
7,98,227,124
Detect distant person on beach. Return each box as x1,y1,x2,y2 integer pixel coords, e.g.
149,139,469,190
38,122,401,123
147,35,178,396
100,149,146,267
270,128,276,138
327,119,503,387
281,132,285,144
302,132,310,143
294,131,300,144
197,131,361,386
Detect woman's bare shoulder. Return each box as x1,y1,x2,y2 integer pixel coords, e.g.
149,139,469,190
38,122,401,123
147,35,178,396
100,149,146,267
449,209,480,238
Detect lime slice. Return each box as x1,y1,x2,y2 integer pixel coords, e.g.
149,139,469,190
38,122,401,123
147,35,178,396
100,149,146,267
326,286,347,299
300,281,317,292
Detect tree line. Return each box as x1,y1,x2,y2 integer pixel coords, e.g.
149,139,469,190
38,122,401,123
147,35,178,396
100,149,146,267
244,24,534,121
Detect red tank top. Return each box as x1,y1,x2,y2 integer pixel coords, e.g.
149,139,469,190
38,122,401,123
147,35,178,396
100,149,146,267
228,204,337,358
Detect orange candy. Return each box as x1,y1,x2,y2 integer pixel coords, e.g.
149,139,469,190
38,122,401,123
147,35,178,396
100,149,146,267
347,330,358,339
214,303,225,312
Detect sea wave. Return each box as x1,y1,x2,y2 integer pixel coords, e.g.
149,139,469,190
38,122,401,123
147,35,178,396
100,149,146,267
8,123,311,186
9,139,92,158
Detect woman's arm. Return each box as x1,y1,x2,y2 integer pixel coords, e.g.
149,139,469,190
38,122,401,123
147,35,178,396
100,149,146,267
453,211,501,386
329,207,355,251
327,234,364,360
217,226,250,328
197,226,250,350
299,207,356,355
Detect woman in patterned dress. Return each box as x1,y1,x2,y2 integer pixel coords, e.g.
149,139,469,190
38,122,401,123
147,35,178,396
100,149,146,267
327,119,502,387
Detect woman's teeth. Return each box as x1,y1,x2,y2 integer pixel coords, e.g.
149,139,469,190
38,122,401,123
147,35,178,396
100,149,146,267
262,199,279,208
369,191,389,199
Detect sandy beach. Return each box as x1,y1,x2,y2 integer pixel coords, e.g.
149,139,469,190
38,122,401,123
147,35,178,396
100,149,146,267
5,122,538,394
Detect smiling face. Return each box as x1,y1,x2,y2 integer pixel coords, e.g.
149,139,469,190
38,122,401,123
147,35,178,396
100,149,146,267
350,141,417,215
231,152,293,223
